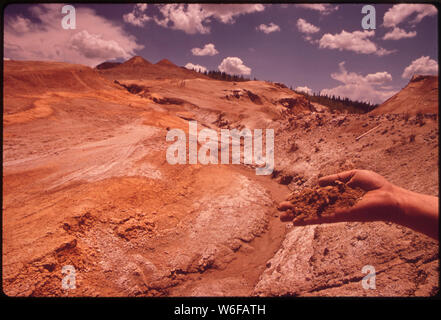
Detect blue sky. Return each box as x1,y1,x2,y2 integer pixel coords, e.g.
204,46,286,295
4,3,438,104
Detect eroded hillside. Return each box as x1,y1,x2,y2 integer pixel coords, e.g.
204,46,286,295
2,59,439,296
371,75,438,115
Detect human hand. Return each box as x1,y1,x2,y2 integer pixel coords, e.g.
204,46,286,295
291,169,438,239
293,169,403,226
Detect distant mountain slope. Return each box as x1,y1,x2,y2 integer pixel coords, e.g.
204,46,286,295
371,75,438,115
96,56,208,81
3,60,126,123
95,61,122,70
4,60,118,96
123,55,153,67
155,59,176,67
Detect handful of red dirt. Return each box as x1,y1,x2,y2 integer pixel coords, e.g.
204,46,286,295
278,181,366,224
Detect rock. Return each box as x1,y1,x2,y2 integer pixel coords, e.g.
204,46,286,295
55,239,77,253
279,175,293,185
189,277,251,296
253,222,438,296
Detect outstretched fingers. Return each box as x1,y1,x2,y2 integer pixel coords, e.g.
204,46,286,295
318,170,357,187
293,195,382,226
319,169,385,191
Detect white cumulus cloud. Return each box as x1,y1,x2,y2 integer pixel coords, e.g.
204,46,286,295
201,4,265,23
364,72,393,84
218,57,251,75
295,86,313,95
7,15,32,33
320,62,396,104
185,63,207,73
296,4,339,15
153,4,264,34
319,30,394,56
296,18,320,34
383,4,437,28
383,27,417,40
123,3,151,27
69,30,129,60
257,23,280,34
402,56,438,79
4,4,143,66
191,43,219,56
136,3,147,12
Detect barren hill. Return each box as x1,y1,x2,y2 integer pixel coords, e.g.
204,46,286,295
95,61,122,70
3,60,125,124
4,60,118,95
156,59,177,67
97,56,207,81
124,55,153,67
371,75,438,115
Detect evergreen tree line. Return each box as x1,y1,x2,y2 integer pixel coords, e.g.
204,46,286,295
294,90,378,114
191,68,377,113
196,69,252,82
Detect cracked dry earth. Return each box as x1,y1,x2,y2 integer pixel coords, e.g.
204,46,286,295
3,60,439,297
